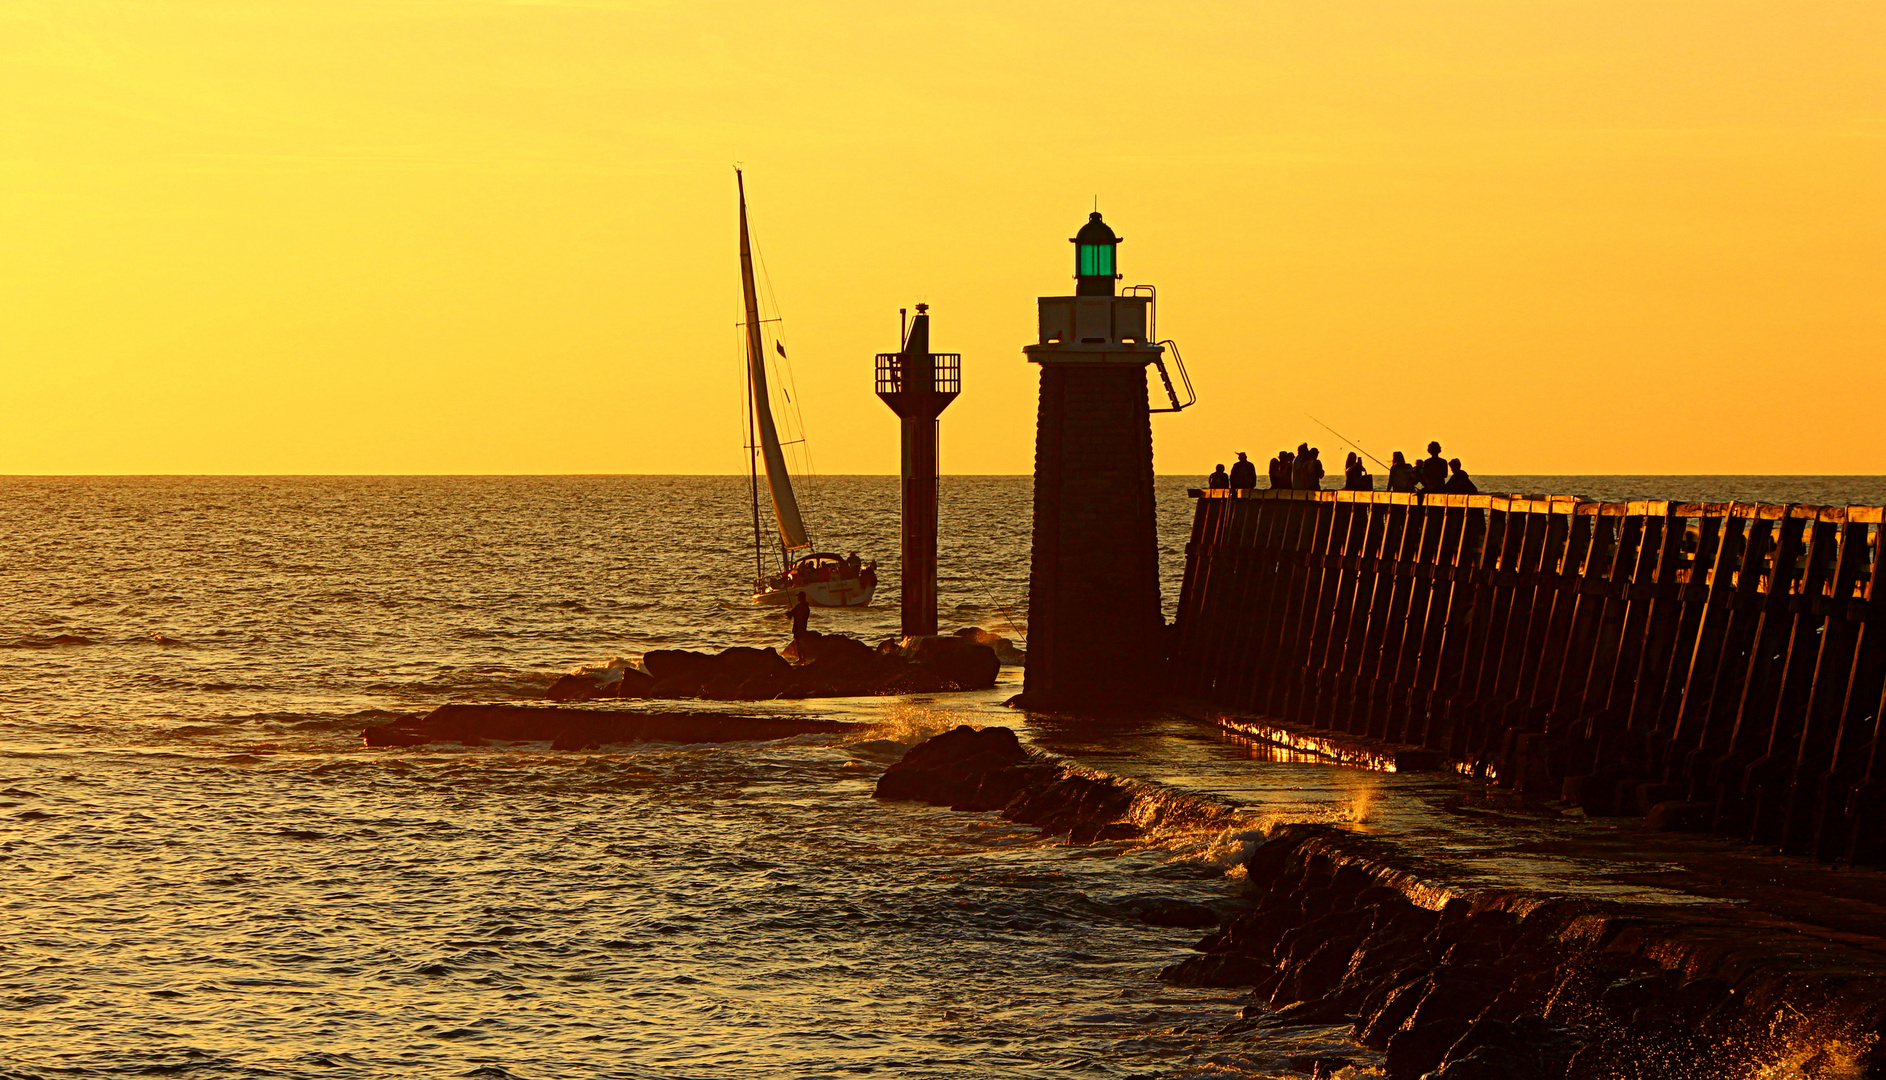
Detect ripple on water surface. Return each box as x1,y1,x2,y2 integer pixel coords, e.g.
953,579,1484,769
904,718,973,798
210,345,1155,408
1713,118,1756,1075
0,737,1360,1079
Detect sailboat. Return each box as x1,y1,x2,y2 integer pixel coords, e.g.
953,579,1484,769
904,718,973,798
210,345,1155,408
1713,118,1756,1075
736,171,877,608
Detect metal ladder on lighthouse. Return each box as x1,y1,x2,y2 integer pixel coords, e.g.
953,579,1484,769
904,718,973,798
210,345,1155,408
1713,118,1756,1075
1123,285,1196,413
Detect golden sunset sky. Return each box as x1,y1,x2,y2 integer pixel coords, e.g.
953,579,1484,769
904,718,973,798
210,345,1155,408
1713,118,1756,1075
3,1,1880,475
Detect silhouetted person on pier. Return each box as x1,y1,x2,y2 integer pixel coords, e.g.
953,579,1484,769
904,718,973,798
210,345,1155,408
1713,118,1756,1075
1207,464,1230,489
1228,452,1257,490
1291,445,1324,491
1386,451,1418,493
789,594,811,643
1270,450,1295,489
1444,458,1478,495
1343,452,1372,491
1417,441,1448,494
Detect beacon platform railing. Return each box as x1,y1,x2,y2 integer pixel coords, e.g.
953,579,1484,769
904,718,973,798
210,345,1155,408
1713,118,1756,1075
874,353,961,396
1171,487,1886,863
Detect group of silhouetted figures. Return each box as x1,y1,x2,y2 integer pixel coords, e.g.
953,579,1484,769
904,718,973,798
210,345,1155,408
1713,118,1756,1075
1207,441,1477,496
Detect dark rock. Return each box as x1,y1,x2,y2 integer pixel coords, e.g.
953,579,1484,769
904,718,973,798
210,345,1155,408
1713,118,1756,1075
1360,977,1432,1047
1403,965,1503,1036
363,704,853,748
1157,951,1275,988
907,635,1001,690
874,724,1031,807
1273,933,1365,1006
1644,800,1713,832
1598,970,1679,1017
361,720,429,747
1425,1043,1529,1079
1440,1018,1527,1065
1387,1019,1471,1080
1248,993,1354,1029
953,626,1026,666
696,647,791,699
613,668,655,697
1068,819,1141,844
787,631,881,670
545,674,605,701
642,649,715,683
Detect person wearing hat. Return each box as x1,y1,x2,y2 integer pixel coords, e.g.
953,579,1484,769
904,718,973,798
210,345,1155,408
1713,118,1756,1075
1228,452,1257,490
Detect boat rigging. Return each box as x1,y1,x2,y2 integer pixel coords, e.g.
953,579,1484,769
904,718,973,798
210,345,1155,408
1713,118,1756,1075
736,170,877,609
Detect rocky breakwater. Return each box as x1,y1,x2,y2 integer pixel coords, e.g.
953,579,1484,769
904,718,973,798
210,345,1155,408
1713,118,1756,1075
362,704,854,750
878,726,1886,1080
875,723,1244,869
545,630,1004,703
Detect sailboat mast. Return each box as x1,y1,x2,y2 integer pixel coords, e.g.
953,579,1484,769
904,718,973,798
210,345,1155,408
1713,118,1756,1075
746,372,764,582
736,169,812,558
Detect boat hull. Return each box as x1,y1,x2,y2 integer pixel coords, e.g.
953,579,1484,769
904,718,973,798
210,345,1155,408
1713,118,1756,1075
753,580,876,608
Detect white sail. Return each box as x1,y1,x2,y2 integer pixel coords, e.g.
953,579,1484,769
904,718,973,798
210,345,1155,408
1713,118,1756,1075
737,171,811,554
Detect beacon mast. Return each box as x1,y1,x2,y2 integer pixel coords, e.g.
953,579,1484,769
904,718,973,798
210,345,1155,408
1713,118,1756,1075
875,304,961,638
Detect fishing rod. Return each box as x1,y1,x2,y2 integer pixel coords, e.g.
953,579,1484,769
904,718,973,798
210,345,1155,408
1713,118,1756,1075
1305,413,1391,473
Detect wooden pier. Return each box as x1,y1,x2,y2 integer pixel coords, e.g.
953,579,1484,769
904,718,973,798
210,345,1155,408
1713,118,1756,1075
1171,487,1886,863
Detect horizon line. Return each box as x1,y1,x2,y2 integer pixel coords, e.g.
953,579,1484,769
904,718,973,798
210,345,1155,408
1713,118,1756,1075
3,472,1884,480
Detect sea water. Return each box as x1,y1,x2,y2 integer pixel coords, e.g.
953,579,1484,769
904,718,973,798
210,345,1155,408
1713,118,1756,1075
2,475,1880,1079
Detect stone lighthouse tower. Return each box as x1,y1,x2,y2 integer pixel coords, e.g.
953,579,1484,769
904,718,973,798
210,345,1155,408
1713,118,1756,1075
1022,212,1172,709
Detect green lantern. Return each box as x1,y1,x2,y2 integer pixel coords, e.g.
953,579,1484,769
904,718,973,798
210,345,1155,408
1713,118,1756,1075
1071,211,1120,297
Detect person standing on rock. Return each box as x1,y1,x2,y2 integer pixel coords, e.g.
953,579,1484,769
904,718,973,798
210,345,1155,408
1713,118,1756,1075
789,593,811,645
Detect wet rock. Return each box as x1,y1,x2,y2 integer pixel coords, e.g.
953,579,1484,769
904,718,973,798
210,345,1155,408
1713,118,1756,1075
905,635,1002,690
874,725,1031,808
545,674,606,701
784,631,877,668
362,704,853,748
1247,994,1354,1029
361,719,429,747
642,649,715,682
876,726,1240,848
544,666,656,701
1387,1019,1470,1079
1156,951,1273,988
623,636,1000,701
953,626,1026,666
1424,1043,1528,1079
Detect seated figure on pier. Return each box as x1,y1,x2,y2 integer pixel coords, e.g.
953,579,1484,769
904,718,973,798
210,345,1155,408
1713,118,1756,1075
1386,451,1418,493
1343,452,1372,491
1417,441,1449,492
1444,458,1478,495
1206,464,1230,489
1228,452,1257,490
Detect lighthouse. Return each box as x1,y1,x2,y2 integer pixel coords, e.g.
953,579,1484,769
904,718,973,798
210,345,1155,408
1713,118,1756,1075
876,304,961,638
1022,212,1186,708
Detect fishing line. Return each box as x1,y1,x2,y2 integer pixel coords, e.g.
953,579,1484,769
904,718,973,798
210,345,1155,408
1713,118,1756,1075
1305,413,1390,472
